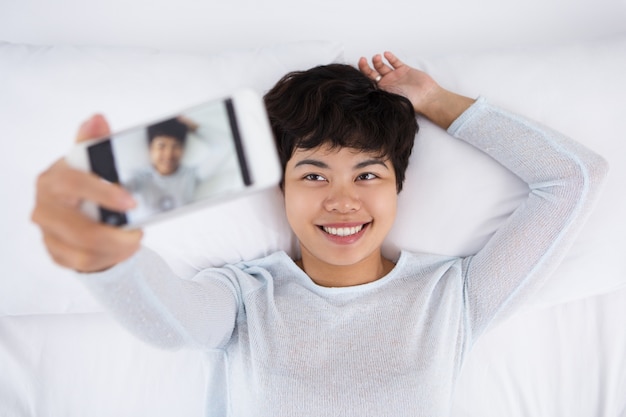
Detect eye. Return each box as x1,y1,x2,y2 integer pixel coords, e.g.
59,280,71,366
356,172,378,181
303,173,327,182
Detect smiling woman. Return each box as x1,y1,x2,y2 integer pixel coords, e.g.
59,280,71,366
284,144,398,286
30,51,609,417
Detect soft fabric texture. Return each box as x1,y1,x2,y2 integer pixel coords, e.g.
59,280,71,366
79,99,608,416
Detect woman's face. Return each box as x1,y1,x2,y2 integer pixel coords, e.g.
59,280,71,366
149,135,184,176
283,144,398,281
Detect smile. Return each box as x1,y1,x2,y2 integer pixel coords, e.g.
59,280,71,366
320,223,369,237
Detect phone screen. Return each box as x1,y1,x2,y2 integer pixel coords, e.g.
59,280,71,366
87,99,251,226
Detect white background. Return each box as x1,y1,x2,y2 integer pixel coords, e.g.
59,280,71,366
2,0,625,59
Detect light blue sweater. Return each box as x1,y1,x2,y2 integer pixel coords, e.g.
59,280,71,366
81,98,608,416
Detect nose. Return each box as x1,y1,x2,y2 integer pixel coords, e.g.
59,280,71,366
323,183,361,213
164,148,180,165
164,146,176,159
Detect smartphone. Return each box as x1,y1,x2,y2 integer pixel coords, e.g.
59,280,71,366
65,89,281,228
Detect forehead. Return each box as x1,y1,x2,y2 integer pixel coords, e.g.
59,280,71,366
150,135,182,145
289,144,386,164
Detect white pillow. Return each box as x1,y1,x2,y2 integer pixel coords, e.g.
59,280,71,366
147,37,626,307
0,40,342,316
386,35,626,309
5,35,625,317
134,35,626,311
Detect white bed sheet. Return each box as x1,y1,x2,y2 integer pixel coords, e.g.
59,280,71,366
1,287,624,416
0,313,208,416
453,286,626,417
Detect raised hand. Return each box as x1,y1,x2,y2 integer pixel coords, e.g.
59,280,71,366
358,51,475,129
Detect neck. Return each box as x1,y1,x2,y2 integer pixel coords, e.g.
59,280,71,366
296,249,395,288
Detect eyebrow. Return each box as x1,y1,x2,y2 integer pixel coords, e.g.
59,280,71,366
294,158,389,170
294,159,329,169
354,159,389,170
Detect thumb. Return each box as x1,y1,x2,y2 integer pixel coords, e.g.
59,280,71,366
76,114,110,143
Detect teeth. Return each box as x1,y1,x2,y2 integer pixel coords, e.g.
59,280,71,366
322,224,364,236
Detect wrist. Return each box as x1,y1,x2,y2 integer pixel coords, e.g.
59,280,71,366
418,88,475,130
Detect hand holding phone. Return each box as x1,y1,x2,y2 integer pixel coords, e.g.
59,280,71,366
31,115,143,273
65,89,281,228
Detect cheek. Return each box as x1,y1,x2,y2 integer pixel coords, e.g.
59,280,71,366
284,185,312,225
149,149,160,162
284,184,327,240
283,191,296,225
369,188,398,225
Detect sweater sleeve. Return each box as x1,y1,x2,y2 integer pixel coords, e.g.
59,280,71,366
76,246,239,350
448,97,609,338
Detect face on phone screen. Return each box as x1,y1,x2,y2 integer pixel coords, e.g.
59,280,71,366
88,99,250,226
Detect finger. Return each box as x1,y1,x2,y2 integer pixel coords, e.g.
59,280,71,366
34,193,139,250
33,176,143,273
382,51,406,70
372,54,393,75
38,159,135,212
70,115,135,210
76,114,110,143
36,199,142,254
357,56,378,79
42,226,142,272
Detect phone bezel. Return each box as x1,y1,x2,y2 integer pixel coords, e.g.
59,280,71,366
65,89,281,228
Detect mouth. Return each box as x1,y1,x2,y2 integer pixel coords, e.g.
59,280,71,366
318,222,371,238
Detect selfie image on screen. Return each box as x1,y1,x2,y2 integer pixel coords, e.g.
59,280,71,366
110,100,245,225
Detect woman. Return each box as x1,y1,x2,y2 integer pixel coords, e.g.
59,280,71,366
31,52,608,416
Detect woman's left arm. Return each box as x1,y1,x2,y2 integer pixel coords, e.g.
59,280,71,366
449,99,608,334
361,52,610,336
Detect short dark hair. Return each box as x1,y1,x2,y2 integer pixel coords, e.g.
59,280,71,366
147,118,188,145
264,63,418,192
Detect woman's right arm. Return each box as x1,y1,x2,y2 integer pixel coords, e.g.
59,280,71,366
79,246,239,350
31,114,238,350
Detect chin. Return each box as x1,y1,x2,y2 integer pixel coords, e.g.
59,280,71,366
309,245,382,269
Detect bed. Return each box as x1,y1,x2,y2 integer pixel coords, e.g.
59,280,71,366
1,2,625,416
